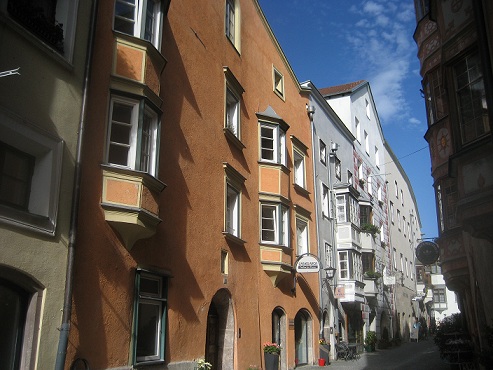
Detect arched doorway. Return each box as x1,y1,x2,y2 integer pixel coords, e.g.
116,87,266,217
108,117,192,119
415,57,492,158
272,307,287,370
205,289,234,370
294,310,312,366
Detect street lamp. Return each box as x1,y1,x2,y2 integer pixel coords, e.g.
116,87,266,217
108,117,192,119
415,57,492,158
324,267,337,286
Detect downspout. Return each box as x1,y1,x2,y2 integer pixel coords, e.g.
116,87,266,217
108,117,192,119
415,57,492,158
307,103,324,341
55,1,98,369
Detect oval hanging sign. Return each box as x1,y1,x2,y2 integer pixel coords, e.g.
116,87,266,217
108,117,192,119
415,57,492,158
296,255,320,273
416,241,440,265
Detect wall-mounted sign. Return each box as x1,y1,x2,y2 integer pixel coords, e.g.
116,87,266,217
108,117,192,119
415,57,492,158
416,241,440,265
295,254,320,273
334,286,345,299
383,275,396,285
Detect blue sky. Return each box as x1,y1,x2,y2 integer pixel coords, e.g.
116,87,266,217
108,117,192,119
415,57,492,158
258,0,438,240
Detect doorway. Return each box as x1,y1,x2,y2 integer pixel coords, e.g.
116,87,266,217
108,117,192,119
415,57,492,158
294,310,312,366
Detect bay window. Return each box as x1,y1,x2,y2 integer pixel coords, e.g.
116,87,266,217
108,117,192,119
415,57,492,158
260,122,286,165
261,203,289,246
114,0,164,48
106,96,160,177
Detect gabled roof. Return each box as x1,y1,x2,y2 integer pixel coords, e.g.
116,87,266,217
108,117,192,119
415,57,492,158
319,80,367,97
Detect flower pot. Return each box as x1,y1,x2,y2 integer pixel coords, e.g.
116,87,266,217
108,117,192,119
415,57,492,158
319,344,330,363
264,352,280,370
318,358,326,366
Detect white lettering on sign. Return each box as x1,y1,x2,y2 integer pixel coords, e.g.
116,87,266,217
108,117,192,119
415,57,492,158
295,255,320,273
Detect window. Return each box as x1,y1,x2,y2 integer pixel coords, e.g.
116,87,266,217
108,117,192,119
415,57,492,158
339,251,349,279
0,270,42,370
114,0,164,48
355,118,361,142
225,0,240,50
296,217,308,256
395,181,398,198
336,193,358,225
260,203,289,246
106,96,160,177
364,131,369,154
365,99,371,119
260,122,286,165
293,149,305,188
360,205,372,226
400,253,404,272
375,146,380,167
393,248,397,270
390,202,394,223
319,140,327,165
0,142,34,210
401,190,404,206
348,171,353,187
0,109,63,236
5,0,79,60
324,242,333,269
321,184,329,218
403,216,407,237
273,67,285,99
377,184,382,202
357,160,363,180
397,209,401,230
454,52,490,144
405,257,409,277
223,163,245,239
433,288,446,304
133,270,167,364
272,308,284,348
362,252,374,274
425,68,447,125
226,185,240,236
223,67,245,143
335,158,341,180
367,175,372,195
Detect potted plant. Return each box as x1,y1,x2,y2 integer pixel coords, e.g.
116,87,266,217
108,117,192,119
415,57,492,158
364,271,382,280
195,358,212,370
361,222,380,236
364,331,377,352
263,342,281,370
319,338,330,365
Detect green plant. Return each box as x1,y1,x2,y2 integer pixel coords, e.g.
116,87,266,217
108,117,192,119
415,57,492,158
364,271,382,279
361,222,380,236
263,342,281,354
364,331,378,346
196,358,212,370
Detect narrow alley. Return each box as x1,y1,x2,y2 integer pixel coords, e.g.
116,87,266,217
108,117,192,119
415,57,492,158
302,339,451,370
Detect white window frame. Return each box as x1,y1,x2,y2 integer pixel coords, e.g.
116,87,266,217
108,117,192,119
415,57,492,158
225,0,240,51
114,0,164,49
133,270,167,364
225,88,240,137
260,202,289,246
226,184,240,237
260,122,286,165
321,183,329,218
339,251,349,279
355,117,361,142
293,148,305,188
319,140,327,165
0,108,63,236
106,95,160,177
296,217,308,256
375,146,380,167
366,99,371,119
273,67,285,99
364,130,369,154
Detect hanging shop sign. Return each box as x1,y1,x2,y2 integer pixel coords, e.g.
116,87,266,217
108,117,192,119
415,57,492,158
295,254,320,273
334,286,345,299
416,241,440,265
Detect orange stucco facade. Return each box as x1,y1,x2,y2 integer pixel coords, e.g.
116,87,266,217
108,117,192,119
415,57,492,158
66,1,321,369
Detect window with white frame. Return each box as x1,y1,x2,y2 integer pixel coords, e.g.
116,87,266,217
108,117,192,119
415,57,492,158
377,184,382,202
296,217,308,256
273,67,285,99
397,209,401,230
403,216,407,237
335,157,341,180
319,140,326,165
106,95,160,177
260,122,286,165
5,0,79,60
0,109,63,236
348,170,353,187
367,175,372,195
390,202,394,223
321,183,329,218
223,163,244,239
355,118,361,142
364,131,369,154
223,67,244,142
226,185,240,236
433,287,446,303
225,0,240,51
339,251,349,279
401,190,404,206
393,248,397,270
375,146,380,167
325,242,333,269
133,270,167,365
366,99,371,119
293,148,305,188
395,180,398,198
336,193,358,225
260,202,289,246
114,0,164,48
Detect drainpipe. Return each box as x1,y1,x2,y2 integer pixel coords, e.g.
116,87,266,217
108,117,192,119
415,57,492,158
54,1,98,369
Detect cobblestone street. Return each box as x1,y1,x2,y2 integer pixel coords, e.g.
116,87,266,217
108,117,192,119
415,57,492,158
300,338,450,370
